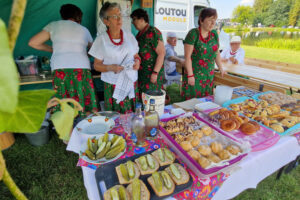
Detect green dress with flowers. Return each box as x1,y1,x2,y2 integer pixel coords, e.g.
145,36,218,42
181,28,219,100
136,26,164,98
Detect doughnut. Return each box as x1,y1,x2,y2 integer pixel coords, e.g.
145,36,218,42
232,118,241,130
248,121,260,131
240,116,249,123
231,110,239,116
240,122,257,135
220,119,236,132
235,116,244,124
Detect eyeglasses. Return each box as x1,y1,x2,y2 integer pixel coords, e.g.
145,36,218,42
106,15,122,20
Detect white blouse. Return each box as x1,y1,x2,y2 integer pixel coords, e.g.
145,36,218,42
220,47,245,65
88,30,139,85
43,20,93,70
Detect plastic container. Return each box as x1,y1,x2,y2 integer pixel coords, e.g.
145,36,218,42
15,56,39,76
142,90,166,116
214,85,233,105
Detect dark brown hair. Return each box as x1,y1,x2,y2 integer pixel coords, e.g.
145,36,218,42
60,4,82,23
130,8,149,23
198,8,217,26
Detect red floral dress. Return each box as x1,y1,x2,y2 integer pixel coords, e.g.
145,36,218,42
52,69,98,117
136,25,164,99
181,28,219,100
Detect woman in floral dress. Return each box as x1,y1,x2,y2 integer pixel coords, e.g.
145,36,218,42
89,2,140,113
29,4,98,117
182,8,225,100
130,9,165,98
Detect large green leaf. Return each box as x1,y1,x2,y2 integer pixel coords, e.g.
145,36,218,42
0,19,19,114
51,102,77,141
0,89,55,133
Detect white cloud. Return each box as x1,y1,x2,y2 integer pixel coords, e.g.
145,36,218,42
240,0,254,5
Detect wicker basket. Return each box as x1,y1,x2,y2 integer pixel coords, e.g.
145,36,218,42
141,0,153,8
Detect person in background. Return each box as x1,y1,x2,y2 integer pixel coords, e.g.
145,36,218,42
164,32,185,77
221,36,245,65
130,8,165,98
28,4,98,117
182,8,225,100
89,2,140,113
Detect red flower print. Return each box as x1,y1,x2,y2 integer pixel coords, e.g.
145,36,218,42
85,95,91,106
211,33,215,37
144,53,151,60
73,96,79,102
203,62,208,67
89,79,94,89
77,71,82,81
210,81,214,87
119,101,124,107
109,98,113,104
146,84,149,89
209,70,214,75
199,59,205,66
199,80,203,84
146,32,154,38
203,49,207,54
212,45,218,52
70,80,73,85
113,85,116,89
55,71,66,79
205,91,209,96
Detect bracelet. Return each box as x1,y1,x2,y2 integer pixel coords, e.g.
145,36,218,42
152,70,158,75
187,74,194,78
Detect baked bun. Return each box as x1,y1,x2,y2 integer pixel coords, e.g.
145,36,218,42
192,129,203,138
180,141,193,152
116,162,140,184
217,149,231,160
103,185,130,200
211,141,223,154
188,149,201,160
147,172,175,197
165,163,190,185
127,179,150,200
198,145,212,156
198,156,211,168
201,125,213,136
207,154,221,163
226,145,241,155
135,154,159,175
191,136,201,147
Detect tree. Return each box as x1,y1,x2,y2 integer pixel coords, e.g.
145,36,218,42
253,0,273,14
264,0,291,26
232,5,254,25
289,0,300,26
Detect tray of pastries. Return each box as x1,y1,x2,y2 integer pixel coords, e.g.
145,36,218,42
199,108,280,152
222,96,300,136
232,86,262,99
159,112,249,177
95,148,193,200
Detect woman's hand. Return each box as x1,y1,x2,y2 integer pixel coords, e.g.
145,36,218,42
110,64,124,73
133,59,140,70
188,76,195,86
220,68,226,77
150,73,158,84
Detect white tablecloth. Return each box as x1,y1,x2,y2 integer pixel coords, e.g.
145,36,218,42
69,135,300,200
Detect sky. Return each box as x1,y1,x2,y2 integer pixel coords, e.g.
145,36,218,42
210,0,254,19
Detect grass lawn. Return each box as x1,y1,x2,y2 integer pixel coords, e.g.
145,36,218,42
1,132,300,199
242,45,300,65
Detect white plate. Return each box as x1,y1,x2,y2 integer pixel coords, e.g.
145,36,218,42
76,116,115,135
80,134,126,164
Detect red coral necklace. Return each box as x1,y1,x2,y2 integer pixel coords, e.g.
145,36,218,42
137,24,149,38
107,29,123,46
199,27,210,43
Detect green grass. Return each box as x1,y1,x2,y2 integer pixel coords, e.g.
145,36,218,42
224,27,300,33
242,45,300,65
255,38,300,51
1,129,299,200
